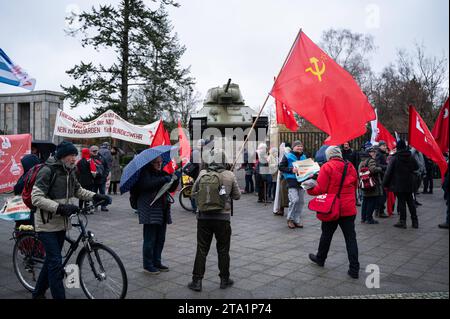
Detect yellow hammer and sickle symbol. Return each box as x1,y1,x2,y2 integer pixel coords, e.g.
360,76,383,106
305,57,326,82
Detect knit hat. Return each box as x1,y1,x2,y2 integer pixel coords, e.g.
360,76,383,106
81,148,90,160
325,145,343,161
55,141,78,159
378,141,386,146
396,139,407,151
292,140,303,148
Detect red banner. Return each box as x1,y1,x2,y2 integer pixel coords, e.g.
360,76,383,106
0,134,32,193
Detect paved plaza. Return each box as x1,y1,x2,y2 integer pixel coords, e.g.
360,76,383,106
0,181,448,299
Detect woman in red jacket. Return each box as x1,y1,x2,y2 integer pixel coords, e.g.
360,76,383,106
304,146,360,279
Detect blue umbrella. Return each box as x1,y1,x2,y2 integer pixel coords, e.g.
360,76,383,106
314,145,329,165
120,145,178,194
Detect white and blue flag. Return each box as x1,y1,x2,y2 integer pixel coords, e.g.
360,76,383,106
0,48,36,90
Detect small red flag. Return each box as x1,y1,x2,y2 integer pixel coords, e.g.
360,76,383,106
271,31,376,145
275,98,299,132
409,105,448,177
376,122,397,151
178,120,191,166
150,121,177,174
431,98,449,154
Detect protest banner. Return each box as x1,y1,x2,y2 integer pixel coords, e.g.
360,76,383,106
53,109,161,145
0,134,32,193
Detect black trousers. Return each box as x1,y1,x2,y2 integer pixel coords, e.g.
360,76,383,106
423,175,433,193
108,181,119,194
316,216,360,274
192,220,231,280
395,192,418,222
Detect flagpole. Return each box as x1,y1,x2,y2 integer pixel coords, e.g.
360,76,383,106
231,28,303,170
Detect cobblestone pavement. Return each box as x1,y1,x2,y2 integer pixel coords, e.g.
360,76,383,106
0,182,448,299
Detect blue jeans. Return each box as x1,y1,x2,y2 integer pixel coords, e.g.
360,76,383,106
93,183,107,208
362,196,379,222
143,224,167,270
33,231,66,299
190,197,197,212
287,188,305,224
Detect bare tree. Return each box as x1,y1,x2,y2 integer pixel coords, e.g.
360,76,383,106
372,44,448,131
169,85,202,126
320,28,377,91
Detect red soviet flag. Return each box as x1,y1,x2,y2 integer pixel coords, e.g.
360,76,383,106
150,120,167,147
376,122,397,151
271,31,376,145
150,121,177,174
431,98,449,154
409,105,448,177
275,98,299,132
178,120,191,166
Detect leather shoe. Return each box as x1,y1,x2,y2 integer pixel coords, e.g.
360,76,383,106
220,278,234,289
309,253,324,267
188,279,202,292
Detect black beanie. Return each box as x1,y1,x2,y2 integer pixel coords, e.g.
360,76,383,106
55,141,78,159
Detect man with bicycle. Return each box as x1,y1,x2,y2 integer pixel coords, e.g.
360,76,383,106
31,141,111,299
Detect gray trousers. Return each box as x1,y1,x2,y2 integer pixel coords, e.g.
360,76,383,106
287,188,305,224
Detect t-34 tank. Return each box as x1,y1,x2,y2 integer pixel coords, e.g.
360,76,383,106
189,79,268,141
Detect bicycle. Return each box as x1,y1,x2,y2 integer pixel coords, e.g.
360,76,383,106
11,201,128,299
179,175,195,212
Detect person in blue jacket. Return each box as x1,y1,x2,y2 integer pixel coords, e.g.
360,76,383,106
279,140,307,229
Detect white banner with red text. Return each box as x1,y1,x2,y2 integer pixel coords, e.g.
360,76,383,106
53,109,161,145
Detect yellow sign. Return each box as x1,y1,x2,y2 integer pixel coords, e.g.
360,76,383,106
305,57,325,82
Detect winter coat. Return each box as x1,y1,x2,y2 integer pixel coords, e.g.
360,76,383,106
279,151,307,188
91,154,108,184
31,157,96,232
14,154,41,195
135,166,179,225
110,153,122,182
307,158,358,217
193,163,241,221
267,154,279,180
76,158,94,189
358,156,384,197
375,149,388,175
383,150,419,193
98,147,113,174
342,148,357,169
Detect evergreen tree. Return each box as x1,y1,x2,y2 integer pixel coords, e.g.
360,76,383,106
63,0,192,122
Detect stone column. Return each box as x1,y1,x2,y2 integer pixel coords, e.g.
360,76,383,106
30,101,35,137
0,103,4,132
42,100,48,140
13,102,18,134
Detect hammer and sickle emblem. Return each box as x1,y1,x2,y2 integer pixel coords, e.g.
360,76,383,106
305,57,326,82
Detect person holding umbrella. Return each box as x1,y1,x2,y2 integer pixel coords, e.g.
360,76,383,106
120,146,181,275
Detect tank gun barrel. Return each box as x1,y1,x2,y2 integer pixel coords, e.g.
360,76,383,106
224,78,232,93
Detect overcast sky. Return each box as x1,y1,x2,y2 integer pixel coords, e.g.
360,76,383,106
1,0,449,121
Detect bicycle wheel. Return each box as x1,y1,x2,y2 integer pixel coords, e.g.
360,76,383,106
13,233,45,292
179,185,195,212
77,243,127,299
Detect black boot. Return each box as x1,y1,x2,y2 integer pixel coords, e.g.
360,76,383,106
394,220,407,229
309,253,324,267
220,277,234,289
188,278,202,292
412,219,419,229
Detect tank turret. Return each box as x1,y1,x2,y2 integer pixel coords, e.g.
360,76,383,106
189,80,268,136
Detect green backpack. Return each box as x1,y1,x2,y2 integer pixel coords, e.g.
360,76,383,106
196,170,226,212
